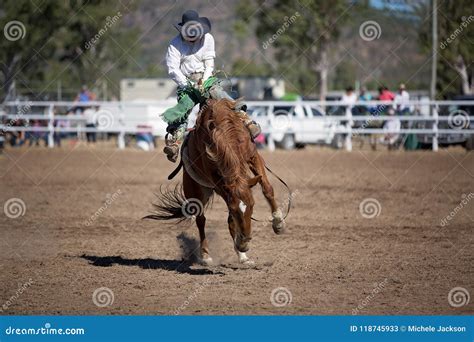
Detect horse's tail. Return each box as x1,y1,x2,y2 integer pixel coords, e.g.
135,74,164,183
142,184,190,222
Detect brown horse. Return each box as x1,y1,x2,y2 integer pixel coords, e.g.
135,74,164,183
145,99,285,265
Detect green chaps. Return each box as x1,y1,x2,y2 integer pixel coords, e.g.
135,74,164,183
161,77,219,125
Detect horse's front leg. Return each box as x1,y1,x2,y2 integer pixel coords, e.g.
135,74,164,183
228,213,253,264
250,153,285,234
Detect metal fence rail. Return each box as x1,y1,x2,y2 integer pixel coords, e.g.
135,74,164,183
1,100,473,151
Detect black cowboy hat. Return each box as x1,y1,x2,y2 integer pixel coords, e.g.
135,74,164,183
174,10,211,39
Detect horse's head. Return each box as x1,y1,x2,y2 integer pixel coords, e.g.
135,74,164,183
228,175,261,252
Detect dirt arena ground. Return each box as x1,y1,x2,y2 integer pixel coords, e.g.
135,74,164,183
0,142,472,315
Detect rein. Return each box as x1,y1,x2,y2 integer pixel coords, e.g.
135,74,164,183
250,163,292,223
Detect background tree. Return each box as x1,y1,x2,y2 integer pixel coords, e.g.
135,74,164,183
0,0,140,101
238,0,351,100
417,0,474,98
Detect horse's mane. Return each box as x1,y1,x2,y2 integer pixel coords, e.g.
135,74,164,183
196,99,250,198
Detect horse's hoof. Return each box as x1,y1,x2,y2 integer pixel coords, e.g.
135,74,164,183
200,255,214,266
272,219,286,234
236,251,254,265
242,259,255,265
272,210,285,234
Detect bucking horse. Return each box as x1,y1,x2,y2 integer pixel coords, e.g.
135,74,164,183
145,99,288,265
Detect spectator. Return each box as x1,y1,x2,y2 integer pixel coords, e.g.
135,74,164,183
381,107,401,148
75,85,96,103
356,86,373,115
359,86,372,101
341,86,357,117
54,113,70,147
136,125,155,151
74,85,96,117
394,83,410,115
83,107,97,143
378,86,395,101
28,120,48,147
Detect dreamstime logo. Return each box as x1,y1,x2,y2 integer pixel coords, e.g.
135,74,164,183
84,12,122,49
270,287,292,307
359,20,382,41
181,20,204,40
271,109,292,131
352,278,389,315
440,16,474,49
4,198,26,219
440,193,473,227
0,278,34,313
359,198,381,219
2,102,32,133
93,109,114,130
174,277,212,315
448,110,470,130
84,189,122,226
262,12,300,49
262,190,299,228
448,287,470,308
181,198,204,218
92,287,114,307
4,20,26,41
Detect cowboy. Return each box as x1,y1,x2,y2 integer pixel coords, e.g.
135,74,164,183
162,10,261,162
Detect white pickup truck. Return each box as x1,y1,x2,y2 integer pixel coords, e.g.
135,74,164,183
247,102,345,149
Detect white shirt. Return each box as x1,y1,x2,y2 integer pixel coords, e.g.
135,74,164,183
394,90,410,111
166,33,216,87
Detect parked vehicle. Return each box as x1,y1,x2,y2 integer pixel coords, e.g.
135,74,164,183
247,102,345,149
416,95,473,150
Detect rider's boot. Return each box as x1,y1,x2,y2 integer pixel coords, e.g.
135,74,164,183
236,110,262,139
209,83,261,139
163,124,186,163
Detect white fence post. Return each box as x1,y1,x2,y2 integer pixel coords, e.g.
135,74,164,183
345,108,353,152
432,103,439,152
118,130,125,149
48,104,54,148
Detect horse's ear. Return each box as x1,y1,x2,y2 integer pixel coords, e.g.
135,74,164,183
248,175,262,188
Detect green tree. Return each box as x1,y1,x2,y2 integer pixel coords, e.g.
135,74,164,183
0,0,140,101
238,0,351,99
417,0,474,97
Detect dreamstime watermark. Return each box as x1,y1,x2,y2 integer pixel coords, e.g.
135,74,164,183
359,20,382,41
5,323,85,336
262,12,300,50
440,193,473,227
359,198,381,219
262,189,299,227
440,16,474,50
270,109,293,131
2,102,32,133
181,20,205,40
0,279,34,312
270,287,292,307
3,20,26,41
174,277,212,315
84,12,122,49
84,189,122,226
352,278,388,315
93,109,115,130
353,105,387,136
448,109,470,130
3,198,26,219
448,287,470,308
181,198,204,218
92,287,114,307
